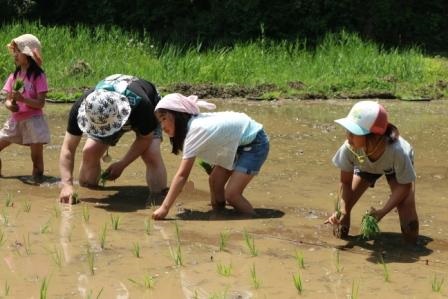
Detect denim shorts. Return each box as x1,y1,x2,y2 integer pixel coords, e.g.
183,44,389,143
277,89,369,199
354,168,395,188
90,125,163,146
233,129,269,175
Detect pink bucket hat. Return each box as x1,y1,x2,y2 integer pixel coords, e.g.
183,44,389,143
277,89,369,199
335,101,388,135
155,93,216,114
7,34,43,66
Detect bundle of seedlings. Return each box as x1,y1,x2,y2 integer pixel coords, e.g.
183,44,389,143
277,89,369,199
13,78,24,91
360,211,380,239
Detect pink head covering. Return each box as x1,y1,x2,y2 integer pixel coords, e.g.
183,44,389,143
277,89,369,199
155,93,216,114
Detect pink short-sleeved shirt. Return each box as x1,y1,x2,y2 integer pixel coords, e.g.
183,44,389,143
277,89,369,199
2,72,48,121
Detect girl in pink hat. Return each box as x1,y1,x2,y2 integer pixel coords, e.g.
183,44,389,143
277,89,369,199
325,101,419,244
152,93,269,220
0,34,50,183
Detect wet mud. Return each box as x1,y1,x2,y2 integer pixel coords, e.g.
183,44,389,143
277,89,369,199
0,99,447,298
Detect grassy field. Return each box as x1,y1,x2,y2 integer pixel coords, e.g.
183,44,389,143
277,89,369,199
0,22,447,101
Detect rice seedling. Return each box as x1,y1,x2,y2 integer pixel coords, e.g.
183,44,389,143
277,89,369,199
23,233,32,255
82,206,90,223
243,229,258,257
52,204,61,218
110,214,121,230
250,263,261,289
295,250,305,269
86,247,95,275
334,249,343,273
51,246,64,268
13,78,24,91
169,243,183,267
216,262,232,277
378,254,390,282
71,192,80,204
4,280,10,296
40,276,49,299
360,212,380,239
40,219,52,234
5,193,14,207
0,228,6,247
132,242,141,258
218,230,230,252
350,280,359,299
128,274,155,289
86,287,104,299
292,272,303,294
99,223,107,249
431,274,444,292
22,200,32,213
174,221,181,243
98,170,109,187
1,208,9,226
144,217,152,235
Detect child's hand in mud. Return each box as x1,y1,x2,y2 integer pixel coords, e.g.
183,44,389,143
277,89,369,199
324,211,345,225
59,184,78,204
152,205,169,220
104,161,125,181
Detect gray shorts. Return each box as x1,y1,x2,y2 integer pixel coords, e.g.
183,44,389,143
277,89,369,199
89,125,162,146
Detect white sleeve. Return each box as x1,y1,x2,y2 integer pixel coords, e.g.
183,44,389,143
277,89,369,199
182,125,209,159
393,147,416,184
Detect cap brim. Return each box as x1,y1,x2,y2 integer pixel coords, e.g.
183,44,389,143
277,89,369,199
334,118,369,135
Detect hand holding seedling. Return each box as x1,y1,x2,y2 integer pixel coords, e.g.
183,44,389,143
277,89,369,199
360,208,380,239
59,184,78,204
103,161,125,181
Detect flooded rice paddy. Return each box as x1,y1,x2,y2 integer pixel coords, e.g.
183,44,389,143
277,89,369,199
0,99,447,298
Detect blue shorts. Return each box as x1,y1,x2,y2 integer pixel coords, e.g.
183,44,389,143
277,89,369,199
233,129,269,175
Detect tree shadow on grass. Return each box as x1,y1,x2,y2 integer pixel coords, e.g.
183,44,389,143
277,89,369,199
337,232,433,264
175,207,285,221
80,185,151,212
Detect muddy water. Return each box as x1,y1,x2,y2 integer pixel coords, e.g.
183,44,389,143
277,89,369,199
0,99,447,298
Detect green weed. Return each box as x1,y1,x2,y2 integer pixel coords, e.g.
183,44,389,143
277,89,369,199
82,206,90,223
99,223,107,250
23,200,32,213
378,254,390,282
144,217,152,235
40,277,49,299
132,242,141,258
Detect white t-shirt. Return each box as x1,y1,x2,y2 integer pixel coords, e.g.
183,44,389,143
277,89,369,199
183,112,263,170
332,136,416,184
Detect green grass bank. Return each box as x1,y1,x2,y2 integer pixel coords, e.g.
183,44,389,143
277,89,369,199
1,22,447,101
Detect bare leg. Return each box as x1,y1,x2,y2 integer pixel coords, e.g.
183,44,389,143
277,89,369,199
224,171,256,215
79,138,108,187
141,138,167,193
209,166,232,210
30,143,44,178
0,140,12,176
388,179,419,244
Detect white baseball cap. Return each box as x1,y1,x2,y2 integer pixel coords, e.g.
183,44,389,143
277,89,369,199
335,101,388,135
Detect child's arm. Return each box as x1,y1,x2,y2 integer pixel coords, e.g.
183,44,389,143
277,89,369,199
59,132,82,204
152,158,195,220
13,91,46,109
370,181,412,221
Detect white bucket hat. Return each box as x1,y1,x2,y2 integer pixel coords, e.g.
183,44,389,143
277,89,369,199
7,34,43,66
77,90,131,137
334,101,388,135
